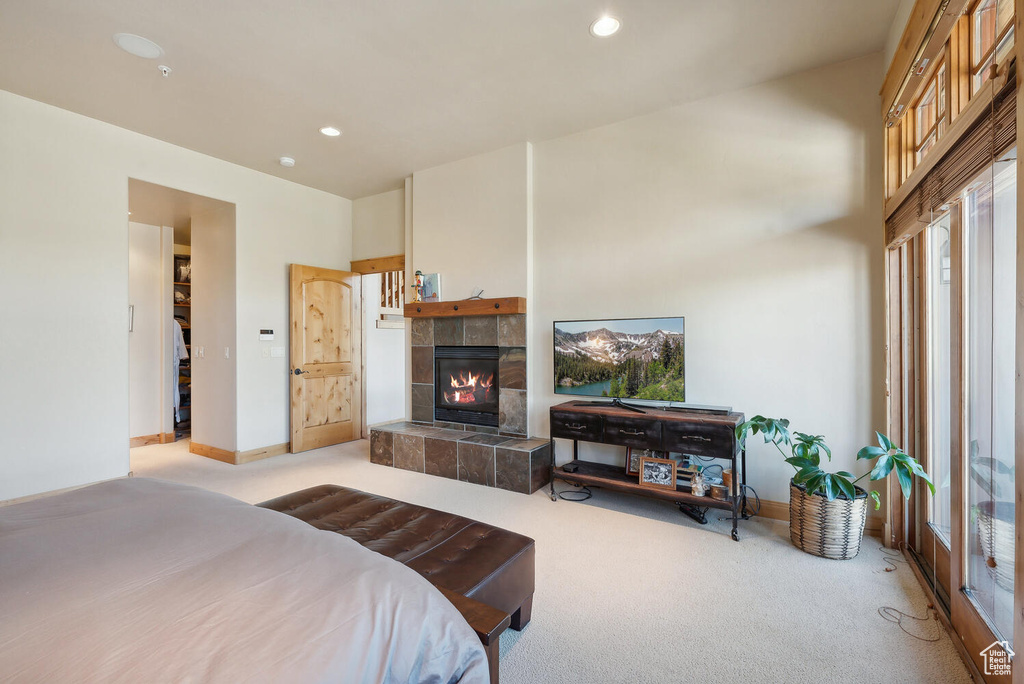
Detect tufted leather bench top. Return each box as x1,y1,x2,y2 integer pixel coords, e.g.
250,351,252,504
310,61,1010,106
257,485,535,628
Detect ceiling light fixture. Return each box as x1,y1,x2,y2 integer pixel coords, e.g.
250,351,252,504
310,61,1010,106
279,156,296,167
590,15,621,37
319,126,342,137
113,33,164,59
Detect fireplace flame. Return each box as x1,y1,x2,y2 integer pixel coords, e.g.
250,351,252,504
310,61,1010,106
444,370,495,405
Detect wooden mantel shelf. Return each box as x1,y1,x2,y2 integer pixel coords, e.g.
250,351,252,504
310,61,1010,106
405,297,526,318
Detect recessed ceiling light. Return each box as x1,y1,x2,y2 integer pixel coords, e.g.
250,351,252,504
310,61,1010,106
279,156,296,167
319,126,342,137
590,16,621,37
113,33,164,59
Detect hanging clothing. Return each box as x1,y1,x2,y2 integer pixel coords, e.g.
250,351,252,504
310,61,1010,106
173,319,189,422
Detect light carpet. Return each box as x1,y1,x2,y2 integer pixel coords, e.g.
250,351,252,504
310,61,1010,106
131,439,971,684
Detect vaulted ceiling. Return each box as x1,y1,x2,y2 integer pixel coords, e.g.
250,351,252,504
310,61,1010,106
0,0,899,199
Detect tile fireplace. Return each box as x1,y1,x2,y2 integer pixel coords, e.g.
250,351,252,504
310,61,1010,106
410,313,527,436
368,308,548,496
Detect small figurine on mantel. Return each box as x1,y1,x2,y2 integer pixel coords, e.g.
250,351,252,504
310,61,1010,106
413,270,424,303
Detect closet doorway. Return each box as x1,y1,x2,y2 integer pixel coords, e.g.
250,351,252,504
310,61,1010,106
127,179,236,460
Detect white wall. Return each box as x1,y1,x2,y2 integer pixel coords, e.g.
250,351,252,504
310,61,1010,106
352,188,404,260
411,143,532,302
531,54,886,505
128,222,171,438
0,88,351,500
362,273,407,427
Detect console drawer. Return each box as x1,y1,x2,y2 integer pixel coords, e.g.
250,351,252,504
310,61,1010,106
550,411,603,441
662,421,736,459
603,415,662,449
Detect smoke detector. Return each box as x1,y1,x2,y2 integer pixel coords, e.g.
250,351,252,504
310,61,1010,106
279,157,296,167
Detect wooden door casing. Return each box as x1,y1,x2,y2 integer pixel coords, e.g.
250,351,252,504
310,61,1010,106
290,264,362,453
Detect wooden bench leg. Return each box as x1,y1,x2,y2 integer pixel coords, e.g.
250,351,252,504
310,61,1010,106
509,594,533,631
485,638,500,684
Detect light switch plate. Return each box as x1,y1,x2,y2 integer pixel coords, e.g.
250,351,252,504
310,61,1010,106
271,346,285,358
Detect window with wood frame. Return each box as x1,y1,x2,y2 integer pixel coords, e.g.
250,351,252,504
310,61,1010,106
882,0,1020,673
970,0,1014,93
914,60,946,163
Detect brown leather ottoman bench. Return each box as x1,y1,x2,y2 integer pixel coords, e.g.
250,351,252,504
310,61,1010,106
258,484,535,683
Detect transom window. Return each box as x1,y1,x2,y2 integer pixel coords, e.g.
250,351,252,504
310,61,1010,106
915,62,946,163
971,0,1014,93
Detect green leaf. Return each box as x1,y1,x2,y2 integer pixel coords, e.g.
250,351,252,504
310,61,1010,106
835,476,856,501
869,490,881,510
824,475,837,501
794,467,819,486
922,472,936,495
894,462,913,499
836,471,854,478
902,455,926,476
870,455,894,480
876,431,893,451
858,446,885,460
805,473,826,497
785,457,816,470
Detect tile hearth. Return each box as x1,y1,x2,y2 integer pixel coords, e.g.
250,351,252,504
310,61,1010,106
370,422,550,495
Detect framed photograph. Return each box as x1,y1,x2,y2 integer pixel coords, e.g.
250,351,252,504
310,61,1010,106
639,456,677,490
421,273,441,302
626,447,662,476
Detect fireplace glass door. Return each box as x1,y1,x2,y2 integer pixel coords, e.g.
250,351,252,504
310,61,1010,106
434,346,499,427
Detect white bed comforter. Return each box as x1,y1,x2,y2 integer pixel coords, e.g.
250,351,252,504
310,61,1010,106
0,478,488,683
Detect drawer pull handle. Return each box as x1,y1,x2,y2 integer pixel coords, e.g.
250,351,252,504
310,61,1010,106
684,436,712,443
621,429,645,436
566,423,586,431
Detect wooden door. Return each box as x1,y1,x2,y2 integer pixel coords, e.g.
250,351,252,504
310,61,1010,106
289,264,362,452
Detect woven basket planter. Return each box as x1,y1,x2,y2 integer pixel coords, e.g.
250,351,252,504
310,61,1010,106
789,480,868,560
976,501,1014,592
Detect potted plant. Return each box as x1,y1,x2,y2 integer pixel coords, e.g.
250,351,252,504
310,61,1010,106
963,440,1015,590
736,416,934,560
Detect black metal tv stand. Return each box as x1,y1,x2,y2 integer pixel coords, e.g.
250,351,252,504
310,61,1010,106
571,398,647,413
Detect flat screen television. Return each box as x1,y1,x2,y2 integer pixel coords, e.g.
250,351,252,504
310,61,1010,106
553,317,685,401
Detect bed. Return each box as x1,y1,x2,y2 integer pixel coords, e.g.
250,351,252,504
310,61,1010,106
0,478,488,683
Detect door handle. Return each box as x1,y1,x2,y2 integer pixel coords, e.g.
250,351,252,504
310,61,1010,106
293,368,309,376
621,429,645,436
